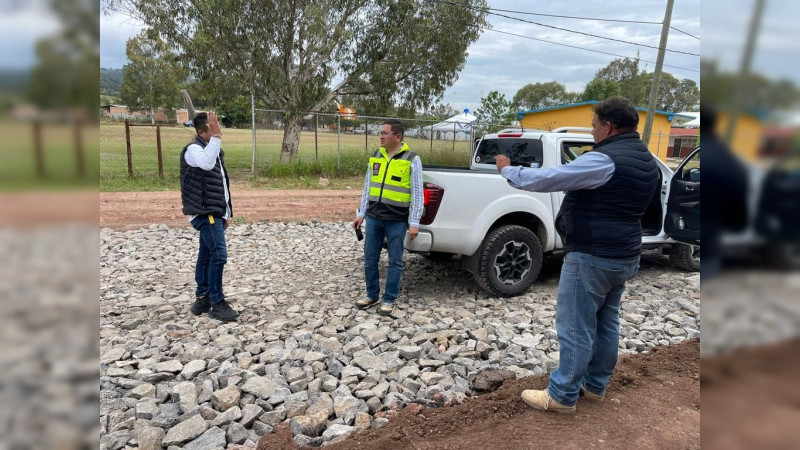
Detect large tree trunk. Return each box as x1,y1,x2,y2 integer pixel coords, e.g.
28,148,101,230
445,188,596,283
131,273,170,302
280,114,302,163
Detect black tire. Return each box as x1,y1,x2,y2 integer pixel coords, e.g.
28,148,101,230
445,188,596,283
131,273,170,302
670,243,700,272
474,225,543,297
422,251,454,263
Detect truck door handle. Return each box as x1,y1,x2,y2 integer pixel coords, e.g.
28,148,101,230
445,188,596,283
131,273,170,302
684,185,694,192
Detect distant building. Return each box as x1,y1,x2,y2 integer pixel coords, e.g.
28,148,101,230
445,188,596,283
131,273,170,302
516,101,693,161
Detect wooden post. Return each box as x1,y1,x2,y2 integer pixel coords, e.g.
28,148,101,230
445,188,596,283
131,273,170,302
156,125,164,178
429,123,433,153
74,120,84,177
452,122,456,152
33,120,44,178
315,113,319,162
125,120,133,177
364,117,368,155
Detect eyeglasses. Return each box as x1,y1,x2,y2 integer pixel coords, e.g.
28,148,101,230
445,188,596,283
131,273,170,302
379,131,398,136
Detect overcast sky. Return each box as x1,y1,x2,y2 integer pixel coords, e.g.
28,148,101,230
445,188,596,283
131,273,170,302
86,1,780,115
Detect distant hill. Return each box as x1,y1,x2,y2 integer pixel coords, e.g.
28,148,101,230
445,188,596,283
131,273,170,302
100,67,123,96
0,69,30,94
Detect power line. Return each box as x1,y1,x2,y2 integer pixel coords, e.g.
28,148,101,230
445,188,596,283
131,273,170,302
431,0,700,57
670,26,700,40
479,6,662,25
487,28,699,73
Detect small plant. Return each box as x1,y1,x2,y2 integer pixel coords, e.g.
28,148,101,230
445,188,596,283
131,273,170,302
232,216,247,225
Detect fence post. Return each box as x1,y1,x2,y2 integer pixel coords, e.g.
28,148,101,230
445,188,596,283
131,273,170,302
251,93,256,174
156,125,164,178
33,120,44,178
337,114,341,171
429,124,433,153
452,123,457,152
125,120,133,177
315,113,319,162
74,119,84,178
364,117,368,155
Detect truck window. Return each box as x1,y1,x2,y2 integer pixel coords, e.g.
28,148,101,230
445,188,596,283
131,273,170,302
474,138,544,167
561,142,594,164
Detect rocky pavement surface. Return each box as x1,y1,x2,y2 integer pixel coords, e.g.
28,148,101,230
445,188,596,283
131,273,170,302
100,221,700,449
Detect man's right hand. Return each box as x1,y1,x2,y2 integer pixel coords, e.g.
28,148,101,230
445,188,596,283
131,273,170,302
352,216,364,229
208,111,222,137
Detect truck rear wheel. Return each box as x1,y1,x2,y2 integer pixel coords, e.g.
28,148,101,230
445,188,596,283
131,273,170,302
475,225,543,297
669,243,700,272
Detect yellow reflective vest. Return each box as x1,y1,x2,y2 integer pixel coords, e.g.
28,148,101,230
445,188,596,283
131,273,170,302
368,143,417,208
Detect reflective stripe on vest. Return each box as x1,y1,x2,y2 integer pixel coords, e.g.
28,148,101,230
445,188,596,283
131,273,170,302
368,143,416,207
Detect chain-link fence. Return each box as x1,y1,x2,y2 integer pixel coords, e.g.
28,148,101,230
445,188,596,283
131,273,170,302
252,109,493,176
99,110,495,188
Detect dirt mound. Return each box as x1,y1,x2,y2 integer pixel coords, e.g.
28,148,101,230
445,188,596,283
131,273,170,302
702,339,800,449
258,339,700,450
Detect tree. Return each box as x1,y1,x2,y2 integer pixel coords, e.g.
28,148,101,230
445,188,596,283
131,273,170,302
580,78,621,102
475,90,515,132
119,30,187,123
511,81,578,111
585,56,700,111
105,0,488,162
28,0,99,114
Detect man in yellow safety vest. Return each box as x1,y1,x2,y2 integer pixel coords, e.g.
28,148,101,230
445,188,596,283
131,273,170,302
352,120,423,316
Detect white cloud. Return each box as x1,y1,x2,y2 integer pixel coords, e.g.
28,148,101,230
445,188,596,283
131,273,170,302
0,3,60,69
100,12,145,69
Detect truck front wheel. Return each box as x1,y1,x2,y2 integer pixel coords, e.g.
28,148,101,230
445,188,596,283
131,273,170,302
475,225,543,297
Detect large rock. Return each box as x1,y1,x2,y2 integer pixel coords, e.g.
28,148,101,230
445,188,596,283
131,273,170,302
471,369,516,393
420,372,444,386
210,405,241,427
334,395,366,423
227,422,250,445
173,382,199,413
289,414,325,437
182,426,226,450
153,360,184,373
135,398,159,419
322,424,356,444
137,426,165,450
352,354,387,372
181,360,207,380
163,414,208,446
396,345,422,360
129,296,166,307
212,385,241,411
239,404,264,427
241,377,281,399
130,383,156,399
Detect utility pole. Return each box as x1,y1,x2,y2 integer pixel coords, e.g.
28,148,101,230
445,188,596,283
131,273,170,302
724,0,765,145
642,0,674,149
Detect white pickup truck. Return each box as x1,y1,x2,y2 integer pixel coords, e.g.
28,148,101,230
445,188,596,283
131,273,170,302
404,127,701,297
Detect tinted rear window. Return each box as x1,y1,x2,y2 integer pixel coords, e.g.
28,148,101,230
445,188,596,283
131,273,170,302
474,138,543,167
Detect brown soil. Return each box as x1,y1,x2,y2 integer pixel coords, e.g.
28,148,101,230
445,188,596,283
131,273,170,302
701,338,800,449
258,339,700,450
100,189,361,230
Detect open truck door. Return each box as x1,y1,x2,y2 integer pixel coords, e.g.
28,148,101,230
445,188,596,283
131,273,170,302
664,147,701,246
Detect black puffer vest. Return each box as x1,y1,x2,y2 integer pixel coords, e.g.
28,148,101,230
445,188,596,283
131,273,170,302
555,132,659,259
180,136,232,217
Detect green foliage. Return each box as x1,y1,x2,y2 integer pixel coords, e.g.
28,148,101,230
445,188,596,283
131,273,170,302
119,30,187,118
700,60,799,113
475,91,515,131
110,0,488,160
580,78,621,102
100,68,123,96
28,0,99,113
583,56,700,111
511,81,579,111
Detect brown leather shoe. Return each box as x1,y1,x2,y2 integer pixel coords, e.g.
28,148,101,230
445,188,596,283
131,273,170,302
520,389,576,414
580,385,605,402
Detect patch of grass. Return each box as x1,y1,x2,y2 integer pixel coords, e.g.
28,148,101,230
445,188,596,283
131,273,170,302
100,122,473,191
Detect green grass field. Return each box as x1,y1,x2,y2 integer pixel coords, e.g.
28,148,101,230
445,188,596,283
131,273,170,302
99,123,473,191
1,121,99,190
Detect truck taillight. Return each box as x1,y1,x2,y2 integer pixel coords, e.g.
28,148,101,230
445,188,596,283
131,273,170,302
421,182,444,225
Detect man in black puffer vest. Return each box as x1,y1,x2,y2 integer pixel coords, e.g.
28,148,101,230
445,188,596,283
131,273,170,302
181,112,239,322
494,97,659,414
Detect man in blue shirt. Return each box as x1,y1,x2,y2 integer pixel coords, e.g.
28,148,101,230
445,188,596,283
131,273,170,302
495,97,659,414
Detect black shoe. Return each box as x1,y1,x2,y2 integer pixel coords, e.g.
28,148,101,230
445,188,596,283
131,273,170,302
191,294,211,315
209,300,240,322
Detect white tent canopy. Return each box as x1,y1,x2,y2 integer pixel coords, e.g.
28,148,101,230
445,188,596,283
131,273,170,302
422,109,478,141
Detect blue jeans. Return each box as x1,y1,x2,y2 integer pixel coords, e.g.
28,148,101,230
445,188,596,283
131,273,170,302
364,217,407,303
190,214,228,304
547,252,640,406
